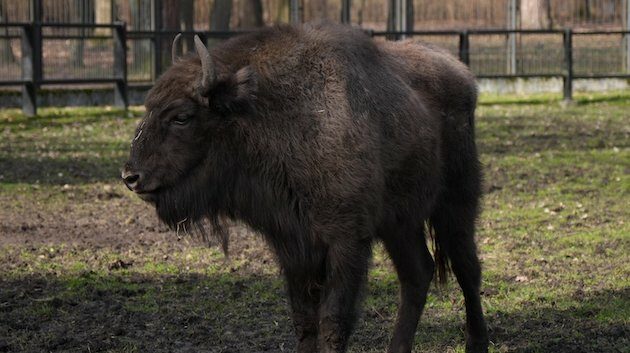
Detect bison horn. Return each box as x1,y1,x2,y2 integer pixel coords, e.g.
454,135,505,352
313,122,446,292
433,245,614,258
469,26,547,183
194,35,215,93
171,33,182,64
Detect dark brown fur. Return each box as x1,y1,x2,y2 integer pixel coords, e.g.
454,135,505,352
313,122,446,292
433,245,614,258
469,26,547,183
122,23,488,353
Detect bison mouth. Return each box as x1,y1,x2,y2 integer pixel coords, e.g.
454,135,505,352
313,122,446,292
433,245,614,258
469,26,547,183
136,189,159,203
122,182,160,203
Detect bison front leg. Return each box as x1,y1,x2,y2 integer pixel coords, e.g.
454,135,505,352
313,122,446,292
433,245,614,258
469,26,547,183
285,268,325,353
318,239,372,353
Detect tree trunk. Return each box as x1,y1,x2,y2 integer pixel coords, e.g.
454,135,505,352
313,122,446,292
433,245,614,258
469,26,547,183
239,0,263,29
275,0,289,23
209,0,232,47
0,1,16,64
162,0,180,30
161,0,180,68
181,0,194,30
357,0,367,26
406,0,414,32
387,0,395,32
583,0,591,22
211,0,233,30
180,0,194,52
94,0,111,35
545,0,553,29
308,0,328,21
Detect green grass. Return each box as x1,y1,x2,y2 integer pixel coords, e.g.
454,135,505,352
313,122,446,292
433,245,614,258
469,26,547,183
0,91,628,352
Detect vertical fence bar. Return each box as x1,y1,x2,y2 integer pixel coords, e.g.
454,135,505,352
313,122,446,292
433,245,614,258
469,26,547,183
625,0,630,72
21,24,36,116
111,0,117,26
341,0,351,24
506,0,518,75
389,0,413,40
290,0,302,25
114,22,128,108
396,0,406,39
30,0,42,84
459,30,470,66
395,0,403,39
563,28,573,101
152,0,162,80
22,0,43,116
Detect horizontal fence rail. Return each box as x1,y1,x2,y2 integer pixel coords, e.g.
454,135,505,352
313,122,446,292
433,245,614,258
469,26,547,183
0,22,128,115
1,23,630,116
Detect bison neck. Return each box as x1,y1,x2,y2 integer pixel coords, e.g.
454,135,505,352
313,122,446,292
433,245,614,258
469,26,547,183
217,159,310,249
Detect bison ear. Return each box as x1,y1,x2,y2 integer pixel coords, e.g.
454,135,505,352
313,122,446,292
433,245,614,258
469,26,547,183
209,66,258,116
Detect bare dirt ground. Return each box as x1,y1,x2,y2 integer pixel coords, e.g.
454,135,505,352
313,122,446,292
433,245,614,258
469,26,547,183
1,94,629,352
1,185,287,353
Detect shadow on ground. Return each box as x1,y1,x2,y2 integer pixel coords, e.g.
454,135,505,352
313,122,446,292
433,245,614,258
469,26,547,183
0,272,627,353
0,155,126,185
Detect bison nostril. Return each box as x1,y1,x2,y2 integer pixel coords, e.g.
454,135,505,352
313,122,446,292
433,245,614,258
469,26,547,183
121,169,142,189
124,174,140,184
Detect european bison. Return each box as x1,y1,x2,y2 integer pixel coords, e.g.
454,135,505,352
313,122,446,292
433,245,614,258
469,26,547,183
122,23,488,353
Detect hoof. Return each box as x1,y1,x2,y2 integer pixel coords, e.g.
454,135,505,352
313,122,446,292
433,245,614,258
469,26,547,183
465,339,489,353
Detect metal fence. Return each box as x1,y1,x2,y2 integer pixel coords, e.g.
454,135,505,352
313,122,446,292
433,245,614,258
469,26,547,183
375,29,630,97
3,23,630,116
0,22,127,115
1,0,630,115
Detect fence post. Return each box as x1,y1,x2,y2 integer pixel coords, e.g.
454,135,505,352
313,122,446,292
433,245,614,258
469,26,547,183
563,28,573,102
625,0,630,73
152,0,162,80
30,0,42,83
341,0,351,24
21,24,37,116
506,0,518,74
22,0,42,117
114,22,128,109
387,0,413,40
290,0,302,25
459,30,470,66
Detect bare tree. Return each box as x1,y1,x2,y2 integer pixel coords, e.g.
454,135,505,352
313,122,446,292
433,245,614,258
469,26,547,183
239,0,263,29
180,0,195,52
211,0,233,31
356,0,367,26
308,0,328,21
275,0,290,23
162,0,195,61
162,0,180,29
582,0,592,22
209,0,232,47
544,0,553,29
0,1,16,64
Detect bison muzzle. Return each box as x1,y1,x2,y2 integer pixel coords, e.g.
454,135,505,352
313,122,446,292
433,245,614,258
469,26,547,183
122,23,488,353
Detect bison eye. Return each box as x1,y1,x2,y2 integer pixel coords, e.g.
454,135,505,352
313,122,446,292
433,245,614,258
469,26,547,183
172,113,190,126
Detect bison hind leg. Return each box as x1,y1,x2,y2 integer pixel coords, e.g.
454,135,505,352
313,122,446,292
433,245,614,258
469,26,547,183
430,193,488,353
379,219,434,353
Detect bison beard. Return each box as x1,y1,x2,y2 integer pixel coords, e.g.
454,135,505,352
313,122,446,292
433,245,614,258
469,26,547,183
123,23,489,353
153,162,225,244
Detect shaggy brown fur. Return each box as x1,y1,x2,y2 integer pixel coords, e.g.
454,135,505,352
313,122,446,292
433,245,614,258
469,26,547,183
122,23,488,353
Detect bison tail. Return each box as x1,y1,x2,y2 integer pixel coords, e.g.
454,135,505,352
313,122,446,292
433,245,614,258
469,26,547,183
426,220,449,287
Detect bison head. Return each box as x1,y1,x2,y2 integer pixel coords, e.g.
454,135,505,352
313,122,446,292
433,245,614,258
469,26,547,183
121,34,258,231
